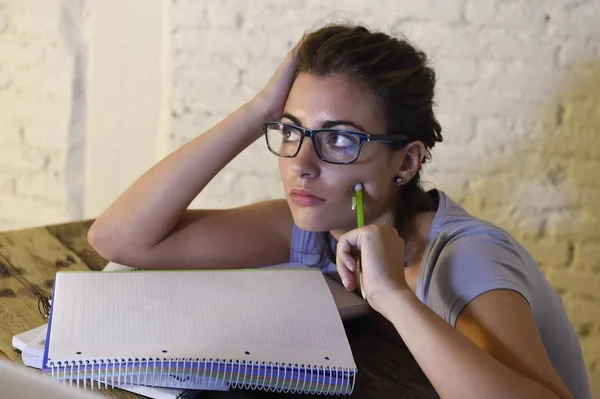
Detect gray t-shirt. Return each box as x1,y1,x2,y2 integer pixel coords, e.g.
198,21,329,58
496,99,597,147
290,189,591,399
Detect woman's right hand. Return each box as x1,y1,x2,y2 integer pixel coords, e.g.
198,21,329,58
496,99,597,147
250,43,300,122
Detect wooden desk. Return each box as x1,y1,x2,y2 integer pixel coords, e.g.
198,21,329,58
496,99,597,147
0,220,438,399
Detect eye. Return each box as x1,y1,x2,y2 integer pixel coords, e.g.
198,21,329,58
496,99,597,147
326,132,355,148
281,126,300,141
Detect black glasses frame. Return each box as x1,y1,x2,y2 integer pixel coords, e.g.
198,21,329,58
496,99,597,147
263,121,411,165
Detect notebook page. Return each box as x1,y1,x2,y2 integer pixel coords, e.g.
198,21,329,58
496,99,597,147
47,269,356,369
106,261,370,320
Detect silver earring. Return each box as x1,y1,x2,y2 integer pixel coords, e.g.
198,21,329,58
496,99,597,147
394,176,403,185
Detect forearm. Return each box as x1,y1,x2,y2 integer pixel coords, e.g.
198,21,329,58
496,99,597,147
88,100,266,256
380,290,565,399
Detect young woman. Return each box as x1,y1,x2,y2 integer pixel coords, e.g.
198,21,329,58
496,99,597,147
88,24,590,399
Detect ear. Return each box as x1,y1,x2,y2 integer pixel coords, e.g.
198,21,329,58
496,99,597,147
395,141,427,183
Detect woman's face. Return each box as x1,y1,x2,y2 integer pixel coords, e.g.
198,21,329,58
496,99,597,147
278,73,404,235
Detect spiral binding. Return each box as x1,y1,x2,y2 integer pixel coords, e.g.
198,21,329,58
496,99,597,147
45,357,356,395
38,295,52,319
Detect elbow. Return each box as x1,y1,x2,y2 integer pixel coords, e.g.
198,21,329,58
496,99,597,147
87,220,124,262
87,219,151,267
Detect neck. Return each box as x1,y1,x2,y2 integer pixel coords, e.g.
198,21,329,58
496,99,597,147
402,210,436,266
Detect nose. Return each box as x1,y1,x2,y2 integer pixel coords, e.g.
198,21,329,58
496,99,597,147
290,137,320,179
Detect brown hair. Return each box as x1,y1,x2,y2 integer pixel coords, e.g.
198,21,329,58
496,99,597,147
295,23,443,265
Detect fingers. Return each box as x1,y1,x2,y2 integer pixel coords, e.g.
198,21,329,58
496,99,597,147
336,230,360,291
336,250,356,291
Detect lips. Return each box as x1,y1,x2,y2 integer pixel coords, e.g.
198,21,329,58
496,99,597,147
289,188,326,206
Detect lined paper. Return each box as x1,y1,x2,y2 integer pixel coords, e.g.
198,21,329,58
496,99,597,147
47,269,356,369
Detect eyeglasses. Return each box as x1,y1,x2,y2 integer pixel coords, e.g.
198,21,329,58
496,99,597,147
264,122,411,165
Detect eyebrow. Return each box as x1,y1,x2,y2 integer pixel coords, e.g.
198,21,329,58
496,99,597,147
281,112,368,133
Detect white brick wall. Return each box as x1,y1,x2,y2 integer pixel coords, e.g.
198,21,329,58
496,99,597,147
1,0,599,394
0,0,85,230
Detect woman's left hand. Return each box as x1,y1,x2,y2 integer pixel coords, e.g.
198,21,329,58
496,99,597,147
336,225,412,313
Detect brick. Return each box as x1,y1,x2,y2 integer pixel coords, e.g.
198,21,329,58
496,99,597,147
425,142,495,173
436,84,550,119
191,170,283,210
421,171,472,202
580,333,600,360
546,209,600,242
168,110,230,153
0,171,14,194
0,41,45,69
567,159,600,188
584,362,600,398
546,270,600,298
561,1,600,39
469,174,578,214
0,193,66,230
562,294,600,325
398,22,479,58
14,173,65,205
0,143,51,172
0,217,16,232
434,113,475,145
170,2,208,29
0,9,8,33
172,29,266,58
0,117,69,152
563,99,600,129
0,120,21,142
521,239,572,267
171,62,247,113
528,126,600,159
0,96,70,128
22,122,68,151
560,66,600,98
224,140,281,179
474,117,514,149
473,206,530,238
578,187,600,213
478,65,563,97
0,63,8,90
558,41,600,68
389,0,463,23
573,243,600,273
464,0,548,34
478,59,506,79
437,58,479,85
208,1,307,42
476,31,556,67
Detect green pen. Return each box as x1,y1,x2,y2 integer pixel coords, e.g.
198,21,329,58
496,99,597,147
352,183,367,300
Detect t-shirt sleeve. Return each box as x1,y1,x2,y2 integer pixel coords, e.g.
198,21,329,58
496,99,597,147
426,231,534,327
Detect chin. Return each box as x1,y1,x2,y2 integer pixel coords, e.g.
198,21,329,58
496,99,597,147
288,204,348,233
291,212,329,232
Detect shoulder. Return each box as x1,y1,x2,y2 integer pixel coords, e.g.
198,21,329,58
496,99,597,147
424,191,537,326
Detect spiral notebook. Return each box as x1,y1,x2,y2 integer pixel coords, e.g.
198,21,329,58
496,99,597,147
42,268,357,395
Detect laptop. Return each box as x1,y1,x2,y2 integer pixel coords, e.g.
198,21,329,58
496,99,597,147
0,358,103,399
